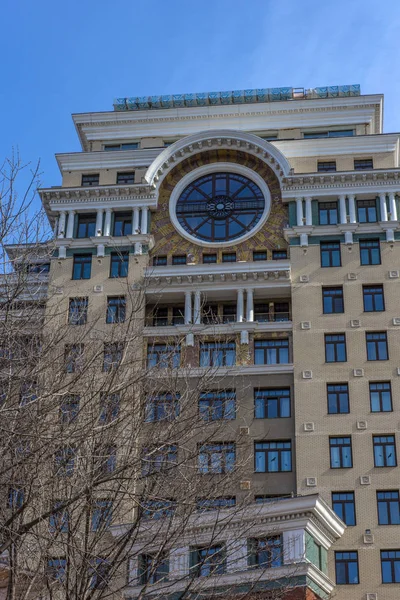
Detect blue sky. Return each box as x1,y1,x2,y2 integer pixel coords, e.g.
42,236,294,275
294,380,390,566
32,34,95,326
1,0,400,192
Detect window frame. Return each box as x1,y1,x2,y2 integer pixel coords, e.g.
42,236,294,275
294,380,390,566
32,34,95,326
199,341,236,367
116,171,135,185
377,491,400,525
112,212,132,236
366,331,388,361
327,383,350,414
381,550,400,583
360,238,381,265
254,339,289,365
370,382,392,412
332,492,356,526
106,296,126,324
329,436,353,469
72,254,92,280
373,435,397,467
322,287,344,314
81,174,100,187
110,251,129,278
254,388,291,419
363,285,385,312
76,213,96,238
198,390,236,421
335,551,359,585
146,343,181,369
357,198,377,222
144,393,180,422
317,161,337,172
254,441,292,473
198,442,236,474
320,241,341,267
68,297,88,325
325,334,347,363
319,201,338,225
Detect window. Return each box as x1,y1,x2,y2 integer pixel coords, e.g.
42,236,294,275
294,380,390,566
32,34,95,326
317,161,336,172
19,381,38,405
141,445,177,475
222,305,236,323
319,202,338,225
272,250,288,260
377,491,400,525
99,393,120,424
27,262,50,274
198,443,235,474
60,395,80,424
147,344,181,369
196,498,236,511
47,558,66,583
89,558,110,590
94,445,117,475
253,250,268,261
192,545,225,577
327,383,349,414
151,307,168,326
153,256,167,266
49,502,69,533
255,388,290,418
81,174,99,187
172,254,186,265
172,307,184,325
103,343,124,372
370,382,392,412
254,339,289,365
335,551,359,584
77,213,96,238
141,500,176,520
325,334,347,363
104,142,139,151
72,254,92,280
249,536,282,568
373,435,397,467
106,296,126,323
91,499,112,531
255,441,292,472
357,199,377,222
381,550,400,583
222,253,236,263
54,447,75,477
64,344,84,373
255,495,290,503
116,171,135,185
320,241,341,267
68,297,88,325
199,341,236,367
199,390,236,421
203,254,217,264
110,251,129,277
354,158,373,171
139,554,169,584
322,287,344,313
330,437,353,468
366,332,388,361
113,212,132,236
144,393,180,422
8,486,24,509
304,130,354,139
360,239,381,265
332,492,356,526
363,285,384,312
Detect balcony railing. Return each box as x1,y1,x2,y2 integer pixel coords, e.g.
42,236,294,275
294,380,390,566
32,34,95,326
145,312,291,327
253,312,291,323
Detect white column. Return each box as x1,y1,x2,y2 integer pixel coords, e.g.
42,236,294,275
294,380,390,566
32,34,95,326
184,291,192,325
57,211,66,238
296,198,303,226
194,290,201,325
132,208,140,233
305,197,312,226
246,288,254,322
134,242,142,255
141,207,149,234
389,192,397,221
95,209,104,236
104,209,112,236
348,195,356,224
380,193,388,222
237,289,244,322
339,194,347,224
53,216,58,236
65,210,75,238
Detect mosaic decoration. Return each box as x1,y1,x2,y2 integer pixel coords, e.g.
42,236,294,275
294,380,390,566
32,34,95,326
113,85,360,111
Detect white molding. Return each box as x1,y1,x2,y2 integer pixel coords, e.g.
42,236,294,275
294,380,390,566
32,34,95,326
146,260,290,279
56,147,161,172
143,321,293,337
150,364,294,378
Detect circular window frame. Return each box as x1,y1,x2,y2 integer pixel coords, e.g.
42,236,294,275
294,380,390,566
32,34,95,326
169,163,272,247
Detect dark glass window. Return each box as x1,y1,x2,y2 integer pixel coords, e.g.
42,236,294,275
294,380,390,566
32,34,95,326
68,297,88,325
377,491,400,525
19,381,38,405
354,159,373,171
317,161,336,172
72,254,92,280
330,437,353,468
319,202,338,225
360,239,381,265
357,199,377,222
91,499,112,532
172,255,187,265
104,142,139,151
113,212,132,236
327,383,350,414
249,537,283,568
89,558,110,590
255,388,290,418
94,445,117,475
49,503,69,533
320,241,341,267
54,447,75,477
110,252,129,277
373,435,397,467
77,214,96,238
254,339,289,365
47,558,67,582
116,171,135,185
60,395,80,424
147,344,181,369
193,545,225,577
196,497,236,511
106,296,126,323
222,253,236,262
203,254,217,263
153,256,167,266
172,307,184,325
325,334,347,362
255,441,292,472
199,390,236,421
103,343,123,372
272,250,288,260
99,393,120,424
141,500,176,520
81,174,99,187
198,443,235,474
139,554,169,584
222,305,236,323
64,344,84,373
141,445,177,475
144,393,180,422
199,341,236,367
332,492,356,525
8,486,24,509
370,382,392,412
366,332,388,361
335,551,359,584
363,285,384,312
381,550,400,583
305,130,354,139
253,250,268,261
323,287,344,313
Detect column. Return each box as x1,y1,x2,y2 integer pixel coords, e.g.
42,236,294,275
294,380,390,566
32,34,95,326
104,209,112,236
379,192,388,221
66,210,75,239
389,192,397,221
237,289,244,322
53,216,59,236
132,208,140,233
348,195,356,224
57,211,66,238
339,194,347,224
95,208,104,236
296,198,303,226
305,197,312,226
194,290,201,325
184,291,192,325
141,207,148,234
246,288,254,322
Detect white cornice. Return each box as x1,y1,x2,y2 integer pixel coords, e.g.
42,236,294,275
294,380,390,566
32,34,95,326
143,321,292,337
56,148,160,173
145,260,290,280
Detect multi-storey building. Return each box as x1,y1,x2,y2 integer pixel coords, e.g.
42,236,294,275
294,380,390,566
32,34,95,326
5,83,400,599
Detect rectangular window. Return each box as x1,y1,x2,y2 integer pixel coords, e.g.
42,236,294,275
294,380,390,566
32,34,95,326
317,161,336,172
68,297,88,325
335,551,359,584
330,437,353,468
381,550,400,583
172,307,184,325
327,383,350,414
113,212,132,236
89,558,110,590
198,443,235,474
332,492,356,526
104,142,139,151
320,241,341,267
272,250,288,260
203,254,217,264
255,495,290,503
322,287,344,313
64,344,84,373
54,447,75,477
222,305,236,323
99,393,120,424
305,130,354,139
357,199,377,222
147,343,181,369
255,441,292,472
172,254,187,265
319,201,338,225
377,491,400,525
193,545,225,577
103,343,124,372
360,239,381,265
363,285,384,312
374,435,397,467
141,500,176,520
8,486,24,509
60,395,80,424
199,341,236,367
370,382,392,412
196,497,236,511
81,174,99,187
141,444,177,475
72,254,92,280
249,536,283,568
110,252,129,277
253,250,268,261
325,334,347,362
354,158,373,171
144,393,180,422
49,502,69,533
94,445,117,475
254,339,289,365
91,499,112,532
222,253,236,263
366,332,388,361
255,388,290,419
19,381,38,405
139,554,169,584
77,214,96,238
199,390,236,421
116,171,135,185
47,558,67,583
106,296,126,323
153,256,167,266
